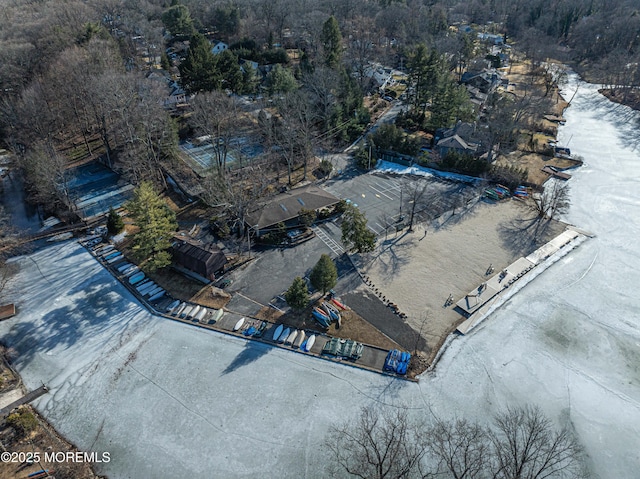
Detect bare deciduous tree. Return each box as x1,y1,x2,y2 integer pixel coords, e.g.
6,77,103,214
327,405,585,479
190,91,243,179
426,418,490,479
274,90,317,183
325,406,426,479
401,179,435,232
489,405,584,479
530,180,570,221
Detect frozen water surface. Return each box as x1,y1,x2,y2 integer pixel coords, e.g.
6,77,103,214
2,73,639,477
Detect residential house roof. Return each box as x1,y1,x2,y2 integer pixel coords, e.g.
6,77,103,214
211,41,229,55
461,70,502,94
435,122,477,143
246,184,340,231
436,134,479,157
437,134,475,151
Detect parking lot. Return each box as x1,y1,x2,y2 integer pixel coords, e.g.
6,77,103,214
323,170,478,242
221,167,480,352
223,235,355,317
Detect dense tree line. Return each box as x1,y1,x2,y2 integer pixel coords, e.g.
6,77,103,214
0,0,637,216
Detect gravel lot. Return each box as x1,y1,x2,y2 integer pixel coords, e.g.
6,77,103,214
358,198,565,355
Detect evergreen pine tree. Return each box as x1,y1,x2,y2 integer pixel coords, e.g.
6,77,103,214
179,33,221,94
309,254,338,295
321,16,342,69
341,204,376,253
106,206,124,236
285,276,309,311
125,182,178,272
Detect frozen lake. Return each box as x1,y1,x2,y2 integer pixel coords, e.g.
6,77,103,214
1,73,639,478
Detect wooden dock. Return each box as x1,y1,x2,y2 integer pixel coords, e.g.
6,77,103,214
541,165,572,180
0,304,16,321
0,385,48,419
456,229,584,334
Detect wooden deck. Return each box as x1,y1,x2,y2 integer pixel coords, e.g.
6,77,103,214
0,304,16,321
541,166,572,180
456,228,585,334
0,385,49,419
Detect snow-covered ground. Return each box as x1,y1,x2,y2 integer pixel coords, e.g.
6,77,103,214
1,73,639,478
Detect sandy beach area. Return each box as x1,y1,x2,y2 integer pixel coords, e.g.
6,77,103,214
357,198,566,355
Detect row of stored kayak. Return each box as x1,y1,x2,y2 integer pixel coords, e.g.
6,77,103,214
270,323,316,352
88,240,168,303
165,300,224,324
85,239,224,325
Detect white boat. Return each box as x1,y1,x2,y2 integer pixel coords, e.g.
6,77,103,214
173,302,186,316
195,308,208,322
233,317,245,331
139,282,157,295
272,324,284,341
188,305,201,319
148,290,165,302
278,327,290,343
166,300,180,313
285,330,298,345
212,309,224,322
150,286,165,296
123,266,140,277
293,331,306,349
95,244,114,254
140,284,156,295
303,335,316,352
180,305,194,318
145,286,163,297
107,254,124,264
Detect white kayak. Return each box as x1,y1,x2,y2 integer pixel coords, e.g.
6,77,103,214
272,324,284,341
303,335,316,352
285,329,298,345
233,317,245,331
293,331,306,349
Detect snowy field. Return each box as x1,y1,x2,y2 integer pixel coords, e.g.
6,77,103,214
1,73,639,478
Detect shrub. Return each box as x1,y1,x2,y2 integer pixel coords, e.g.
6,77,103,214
7,409,38,435
299,208,317,227
318,159,334,176
106,207,124,236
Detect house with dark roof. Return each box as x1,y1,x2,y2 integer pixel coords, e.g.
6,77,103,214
436,134,479,158
461,70,502,94
245,184,341,235
172,235,227,281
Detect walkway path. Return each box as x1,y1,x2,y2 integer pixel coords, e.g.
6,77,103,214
0,385,48,419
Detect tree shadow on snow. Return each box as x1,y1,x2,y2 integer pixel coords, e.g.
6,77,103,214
220,339,270,376
2,276,134,369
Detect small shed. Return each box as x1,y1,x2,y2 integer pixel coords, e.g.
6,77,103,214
172,236,227,281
